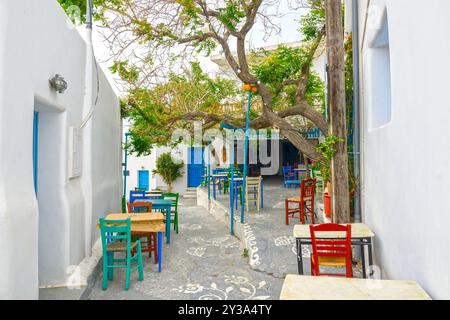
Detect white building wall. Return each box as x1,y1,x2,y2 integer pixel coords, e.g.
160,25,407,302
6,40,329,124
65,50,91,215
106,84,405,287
0,0,121,299
125,144,189,198
357,0,450,299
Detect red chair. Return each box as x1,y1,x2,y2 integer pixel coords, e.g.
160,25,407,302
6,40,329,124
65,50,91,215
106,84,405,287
127,201,152,214
127,202,158,264
285,179,316,225
310,223,353,278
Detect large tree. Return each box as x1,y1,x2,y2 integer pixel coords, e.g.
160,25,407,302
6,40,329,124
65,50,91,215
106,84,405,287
86,0,330,161
59,0,350,220
325,0,350,222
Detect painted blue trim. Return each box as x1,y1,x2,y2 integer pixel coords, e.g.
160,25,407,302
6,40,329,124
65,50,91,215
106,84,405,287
33,112,39,193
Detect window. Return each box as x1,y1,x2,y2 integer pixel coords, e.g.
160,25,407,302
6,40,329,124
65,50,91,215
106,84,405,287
367,8,392,130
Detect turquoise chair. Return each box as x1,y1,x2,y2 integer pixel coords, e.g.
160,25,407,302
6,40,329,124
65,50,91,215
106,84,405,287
99,218,144,290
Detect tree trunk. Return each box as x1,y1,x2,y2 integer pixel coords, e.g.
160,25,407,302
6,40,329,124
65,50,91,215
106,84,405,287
325,0,350,223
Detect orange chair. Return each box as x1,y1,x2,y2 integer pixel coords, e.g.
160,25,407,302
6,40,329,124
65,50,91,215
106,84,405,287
285,179,316,225
310,223,353,278
127,201,152,214
127,202,158,264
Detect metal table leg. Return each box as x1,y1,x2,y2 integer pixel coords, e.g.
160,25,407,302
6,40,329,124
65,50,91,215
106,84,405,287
157,232,163,272
361,241,367,278
367,238,374,277
297,239,304,275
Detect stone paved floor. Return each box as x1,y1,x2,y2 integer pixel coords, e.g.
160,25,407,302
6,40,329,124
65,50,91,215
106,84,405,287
85,198,283,300
212,176,362,279
212,176,323,278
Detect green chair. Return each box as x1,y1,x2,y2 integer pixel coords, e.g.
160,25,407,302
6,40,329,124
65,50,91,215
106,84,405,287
311,169,324,196
162,193,179,234
99,218,144,290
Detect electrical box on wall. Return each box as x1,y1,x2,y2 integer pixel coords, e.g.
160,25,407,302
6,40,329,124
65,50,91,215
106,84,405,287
69,127,83,178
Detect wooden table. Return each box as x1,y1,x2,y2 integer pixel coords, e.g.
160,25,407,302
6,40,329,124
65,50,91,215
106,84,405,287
285,180,302,188
103,213,165,272
294,223,375,278
280,275,431,300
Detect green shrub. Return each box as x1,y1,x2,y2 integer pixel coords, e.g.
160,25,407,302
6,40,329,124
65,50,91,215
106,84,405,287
153,152,184,192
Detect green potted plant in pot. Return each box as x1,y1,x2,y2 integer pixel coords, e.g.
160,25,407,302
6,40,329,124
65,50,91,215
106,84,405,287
153,152,184,192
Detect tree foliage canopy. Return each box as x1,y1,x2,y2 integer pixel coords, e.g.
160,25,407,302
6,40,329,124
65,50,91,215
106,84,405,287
58,0,329,161
123,62,241,155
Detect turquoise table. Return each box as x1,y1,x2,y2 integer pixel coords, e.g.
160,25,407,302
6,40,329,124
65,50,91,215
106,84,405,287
140,199,172,244
285,180,302,188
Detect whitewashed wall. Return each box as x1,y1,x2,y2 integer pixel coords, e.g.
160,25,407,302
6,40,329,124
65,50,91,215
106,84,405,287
356,0,450,299
125,144,189,197
0,0,121,299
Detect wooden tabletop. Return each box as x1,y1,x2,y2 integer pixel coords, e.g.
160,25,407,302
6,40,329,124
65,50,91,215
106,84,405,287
293,223,375,239
131,222,165,233
105,212,165,222
280,275,431,300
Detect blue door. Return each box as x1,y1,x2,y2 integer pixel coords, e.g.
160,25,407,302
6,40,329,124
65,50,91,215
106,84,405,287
138,170,149,191
187,147,204,187
33,112,39,193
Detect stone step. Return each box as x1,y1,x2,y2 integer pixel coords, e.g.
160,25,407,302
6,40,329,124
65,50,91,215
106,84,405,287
183,188,198,198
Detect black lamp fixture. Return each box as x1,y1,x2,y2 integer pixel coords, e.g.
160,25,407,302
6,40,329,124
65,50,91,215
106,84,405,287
49,74,68,94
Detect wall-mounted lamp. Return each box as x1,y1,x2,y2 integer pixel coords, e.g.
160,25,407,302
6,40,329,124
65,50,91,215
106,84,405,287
49,74,68,94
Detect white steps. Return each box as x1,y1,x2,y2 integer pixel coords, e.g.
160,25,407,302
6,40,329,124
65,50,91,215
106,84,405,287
183,188,198,198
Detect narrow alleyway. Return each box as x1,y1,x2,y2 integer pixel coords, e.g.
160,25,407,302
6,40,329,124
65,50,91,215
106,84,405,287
85,198,283,300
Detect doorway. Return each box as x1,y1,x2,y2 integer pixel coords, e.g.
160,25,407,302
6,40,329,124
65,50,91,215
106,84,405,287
138,170,149,191
34,98,67,286
187,147,204,187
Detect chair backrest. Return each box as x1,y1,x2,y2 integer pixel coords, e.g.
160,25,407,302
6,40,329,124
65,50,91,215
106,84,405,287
309,223,352,277
300,179,316,200
311,169,322,179
213,167,229,174
245,176,261,193
130,190,148,203
99,218,131,252
127,201,152,213
162,192,179,209
282,166,293,179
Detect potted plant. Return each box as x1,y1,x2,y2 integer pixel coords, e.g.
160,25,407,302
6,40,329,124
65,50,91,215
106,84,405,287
152,152,184,192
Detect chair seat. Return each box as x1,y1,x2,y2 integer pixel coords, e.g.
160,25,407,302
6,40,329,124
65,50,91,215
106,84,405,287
287,196,312,202
312,255,347,267
107,241,138,252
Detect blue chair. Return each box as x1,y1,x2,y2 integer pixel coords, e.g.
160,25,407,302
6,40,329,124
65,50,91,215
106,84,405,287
99,218,144,290
282,166,295,188
130,190,146,203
